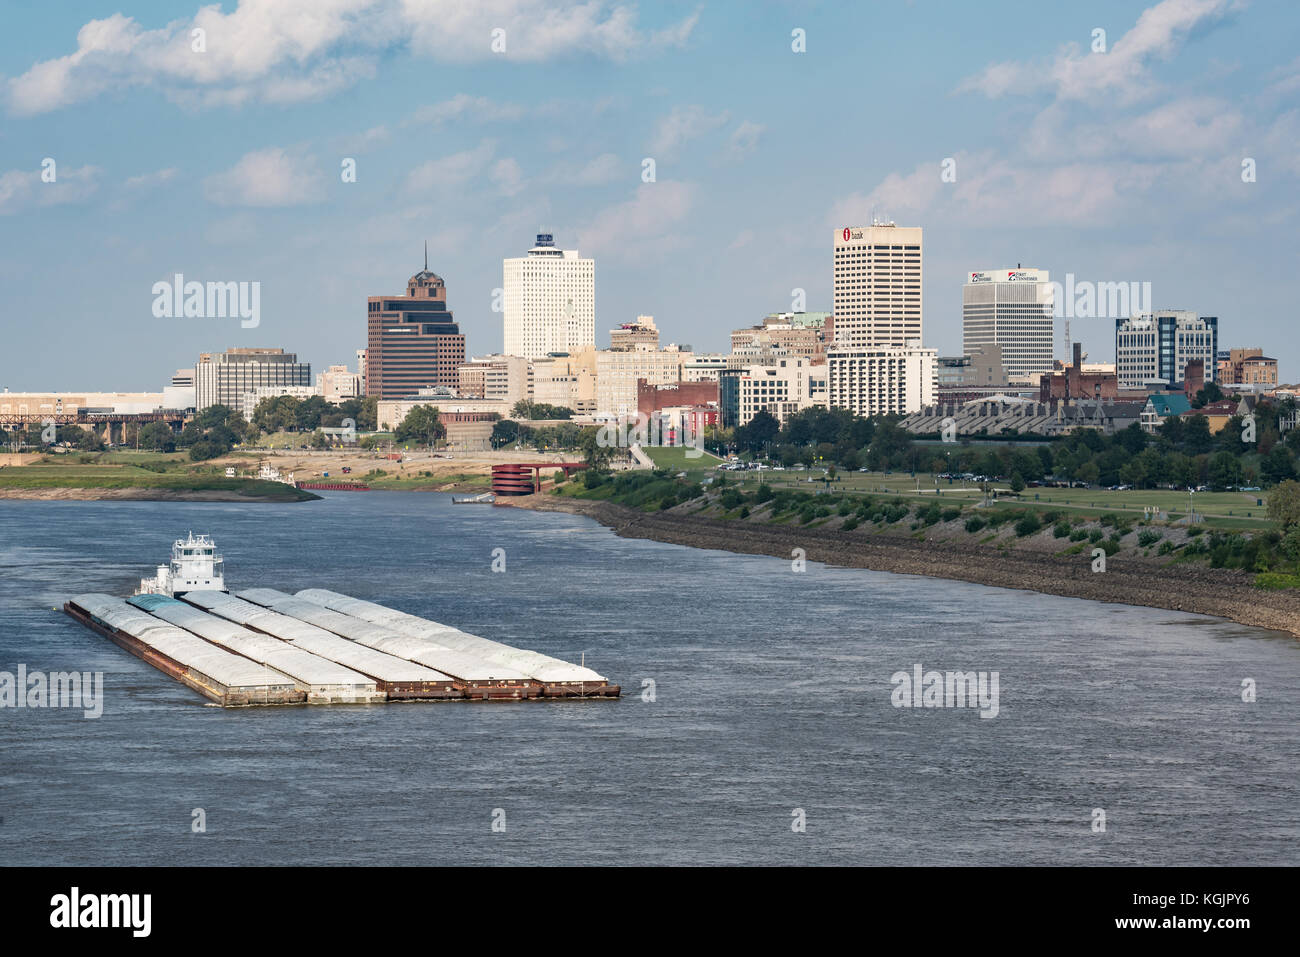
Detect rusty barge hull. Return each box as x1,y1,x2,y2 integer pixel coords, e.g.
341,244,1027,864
64,601,305,707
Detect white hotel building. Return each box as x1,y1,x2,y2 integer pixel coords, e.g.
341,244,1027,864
503,233,595,360
827,346,937,417
962,268,1055,384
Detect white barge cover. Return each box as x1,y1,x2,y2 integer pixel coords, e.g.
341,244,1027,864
234,588,531,683
294,588,608,684
128,595,380,698
182,591,453,684
70,593,295,693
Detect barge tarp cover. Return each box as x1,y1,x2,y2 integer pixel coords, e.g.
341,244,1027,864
234,589,532,683
69,594,296,693
127,594,381,697
294,588,609,684
180,591,454,684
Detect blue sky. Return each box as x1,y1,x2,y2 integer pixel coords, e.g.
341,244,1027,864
1,0,1297,391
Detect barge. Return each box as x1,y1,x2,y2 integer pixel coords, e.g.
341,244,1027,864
182,591,460,700
127,594,385,704
62,533,620,706
235,588,541,700
297,588,620,698
64,594,303,706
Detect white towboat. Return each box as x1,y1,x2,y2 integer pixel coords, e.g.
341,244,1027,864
135,532,227,596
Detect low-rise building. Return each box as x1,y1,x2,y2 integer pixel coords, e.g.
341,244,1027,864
1140,393,1191,433
826,344,936,418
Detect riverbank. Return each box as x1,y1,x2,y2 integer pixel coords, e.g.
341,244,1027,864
499,494,1300,639
0,486,317,502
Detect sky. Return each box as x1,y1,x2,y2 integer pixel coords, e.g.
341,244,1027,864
1,0,1297,392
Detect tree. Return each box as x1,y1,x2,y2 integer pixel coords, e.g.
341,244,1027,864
139,421,176,452
737,409,779,455
578,426,614,472
395,405,445,447
1192,381,1224,409
1266,479,1300,529
1009,471,1025,493
1208,451,1241,490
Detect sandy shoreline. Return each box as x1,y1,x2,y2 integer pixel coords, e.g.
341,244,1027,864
499,494,1300,639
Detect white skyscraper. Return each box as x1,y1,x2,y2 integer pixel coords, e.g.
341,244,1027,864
503,233,595,360
962,268,1055,384
832,222,922,348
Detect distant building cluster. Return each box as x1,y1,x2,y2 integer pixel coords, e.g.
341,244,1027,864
6,226,1290,449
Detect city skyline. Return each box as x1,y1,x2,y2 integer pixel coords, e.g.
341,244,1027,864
2,0,1297,390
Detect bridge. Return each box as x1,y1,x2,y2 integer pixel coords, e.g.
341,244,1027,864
0,410,189,444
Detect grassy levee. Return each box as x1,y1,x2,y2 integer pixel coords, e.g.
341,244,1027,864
0,461,318,501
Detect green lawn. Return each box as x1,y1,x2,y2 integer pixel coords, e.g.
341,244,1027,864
0,462,316,500
718,470,1273,529
642,446,722,471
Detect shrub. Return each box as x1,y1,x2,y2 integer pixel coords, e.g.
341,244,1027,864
1158,540,1177,556
1069,529,1088,542
658,495,675,510
1088,529,1104,544
1187,525,1204,537
1137,530,1162,547
719,489,745,510
1101,536,1121,555
739,506,750,519
838,501,854,517
1014,513,1041,537
965,516,986,533
941,508,961,523
1053,522,1071,539
841,517,859,531
755,483,774,503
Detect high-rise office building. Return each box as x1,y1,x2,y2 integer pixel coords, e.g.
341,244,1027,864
962,268,1055,383
832,223,922,348
195,348,310,411
1114,311,1218,390
366,252,466,399
503,233,595,360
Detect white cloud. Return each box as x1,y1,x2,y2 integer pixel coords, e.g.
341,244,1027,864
5,1,698,115
649,105,729,158
957,0,1240,104
578,181,694,258
724,120,764,162
407,93,525,126
203,147,325,206
124,167,178,189
491,157,525,196
404,141,497,192
0,164,101,215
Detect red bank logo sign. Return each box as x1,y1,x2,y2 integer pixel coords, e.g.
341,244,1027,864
840,227,864,242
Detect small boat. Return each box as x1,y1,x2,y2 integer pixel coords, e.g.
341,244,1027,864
452,492,496,505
